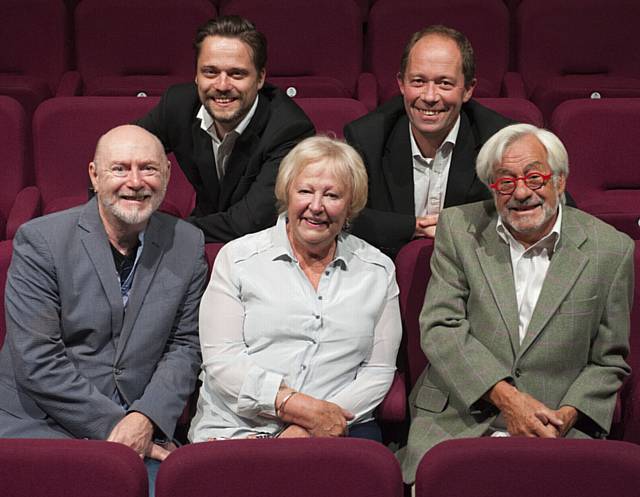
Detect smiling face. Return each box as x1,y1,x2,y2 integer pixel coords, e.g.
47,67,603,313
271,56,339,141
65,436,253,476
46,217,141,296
286,160,352,256
89,126,170,232
493,134,566,247
397,34,475,157
195,35,265,138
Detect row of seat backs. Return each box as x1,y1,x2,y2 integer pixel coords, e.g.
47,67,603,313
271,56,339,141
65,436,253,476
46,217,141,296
3,0,640,119
0,94,545,241
2,437,640,497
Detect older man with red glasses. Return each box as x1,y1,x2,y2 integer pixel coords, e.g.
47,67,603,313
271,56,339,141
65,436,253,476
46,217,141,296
399,123,633,484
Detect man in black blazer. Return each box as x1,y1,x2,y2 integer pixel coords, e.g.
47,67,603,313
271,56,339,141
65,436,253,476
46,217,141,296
345,26,512,256
137,16,314,242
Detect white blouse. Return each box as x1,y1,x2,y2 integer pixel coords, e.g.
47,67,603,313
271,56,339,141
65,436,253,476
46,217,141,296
189,215,402,441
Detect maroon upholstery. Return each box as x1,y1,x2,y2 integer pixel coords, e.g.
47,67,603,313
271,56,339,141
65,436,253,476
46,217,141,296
24,97,195,224
0,240,12,349
0,439,147,497
366,0,510,103
0,96,29,240
476,97,543,127
550,99,640,239
156,439,403,497
75,0,215,96
416,438,640,497
220,0,367,104
516,0,640,121
394,239,434,393
296,98,368,139
614,240,640,444
0,0,71,116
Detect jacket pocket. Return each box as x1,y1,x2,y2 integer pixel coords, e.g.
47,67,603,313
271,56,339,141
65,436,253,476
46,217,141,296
558,296,597,316
415,384,448,413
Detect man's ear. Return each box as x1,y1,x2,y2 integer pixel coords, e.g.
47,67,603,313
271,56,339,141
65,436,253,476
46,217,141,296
396,72,406,96
463,78,477,103
88,162,99,192
257,69,266,90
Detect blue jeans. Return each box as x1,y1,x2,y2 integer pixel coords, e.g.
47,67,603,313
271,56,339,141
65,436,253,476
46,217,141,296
348,420,382,442
145,458,161,497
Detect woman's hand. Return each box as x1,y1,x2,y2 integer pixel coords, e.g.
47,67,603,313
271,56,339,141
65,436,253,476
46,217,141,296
278,425,311,438
276,388,354,437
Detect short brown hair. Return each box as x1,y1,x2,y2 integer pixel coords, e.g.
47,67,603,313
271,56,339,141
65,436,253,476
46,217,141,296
399,25,475,87
194,15,267,73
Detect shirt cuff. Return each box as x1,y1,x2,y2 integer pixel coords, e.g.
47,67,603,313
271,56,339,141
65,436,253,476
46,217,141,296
237,365,283,418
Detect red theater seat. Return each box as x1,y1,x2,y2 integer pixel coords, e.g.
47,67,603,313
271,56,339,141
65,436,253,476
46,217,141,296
366,0,510,104
14,97,195,227
514,0,640,122
296,98,368,139
220,0,373,108
0,0,73,116
74,0,215,96
0,96,30,240
0,439,147,497
156,439,403,497
550,98,640,239
416,438,640,497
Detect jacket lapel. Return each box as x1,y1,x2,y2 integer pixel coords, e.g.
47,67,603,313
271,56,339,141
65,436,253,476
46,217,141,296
382,115,415,215
444,112,478,208
475,214,521,354
191,118,220,204
518,211,588,357
114,214,165,363
78,199,124,337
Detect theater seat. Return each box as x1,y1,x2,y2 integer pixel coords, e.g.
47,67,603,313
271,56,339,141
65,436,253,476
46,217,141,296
220,0,373,108
296,98,368,139
156,439,403,497
476,97,543,127
0,439,147,497
13,97,195,229
394,239,435,393
0,0,73,117
74,0,215,96
0,240,12,349
0,96,30,240
550,98,640,239
366,0,510,104
416,438,640,497
514,0,640,122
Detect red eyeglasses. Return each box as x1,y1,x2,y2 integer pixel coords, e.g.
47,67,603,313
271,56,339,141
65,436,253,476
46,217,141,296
489,172,553,195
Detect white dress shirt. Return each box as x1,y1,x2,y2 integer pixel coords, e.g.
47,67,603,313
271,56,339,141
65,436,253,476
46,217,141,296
410,116,460,217
189,214,402,440
488,204,562,436
196,95,259,179
497,203,563,344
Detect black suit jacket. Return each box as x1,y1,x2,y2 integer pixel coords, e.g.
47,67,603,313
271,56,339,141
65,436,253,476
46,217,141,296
344,96,513,256
137,83,315,242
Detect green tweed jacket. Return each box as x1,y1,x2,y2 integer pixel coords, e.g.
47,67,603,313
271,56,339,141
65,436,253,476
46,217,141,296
399,200,633,483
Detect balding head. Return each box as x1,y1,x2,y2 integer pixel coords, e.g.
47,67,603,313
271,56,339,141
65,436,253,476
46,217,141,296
89,125,170,231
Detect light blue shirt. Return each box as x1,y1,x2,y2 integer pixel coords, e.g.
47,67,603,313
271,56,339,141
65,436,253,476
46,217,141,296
189,214,402,440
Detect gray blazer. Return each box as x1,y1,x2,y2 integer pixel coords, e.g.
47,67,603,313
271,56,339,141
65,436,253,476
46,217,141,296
399,200,633,483
0,198,208,440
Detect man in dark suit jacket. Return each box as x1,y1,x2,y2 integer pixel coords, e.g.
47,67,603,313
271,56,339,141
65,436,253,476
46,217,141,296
137,16,314,242
0,126,207,488
345,25,512,256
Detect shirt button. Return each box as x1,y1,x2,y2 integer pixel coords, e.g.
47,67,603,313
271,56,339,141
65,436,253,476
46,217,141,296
318,296,323,300
325,271,330,276
514,368,522,378
113,368,122,376
314,314,320,319
301,365,307,370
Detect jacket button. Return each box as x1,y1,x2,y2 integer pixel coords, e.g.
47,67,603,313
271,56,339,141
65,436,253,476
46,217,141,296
514,368,522,377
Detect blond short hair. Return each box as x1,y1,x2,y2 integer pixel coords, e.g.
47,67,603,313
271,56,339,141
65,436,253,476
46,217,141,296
275,136,368,220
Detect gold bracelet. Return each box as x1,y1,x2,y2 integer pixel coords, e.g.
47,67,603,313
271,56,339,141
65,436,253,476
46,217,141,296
276,391,298,417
